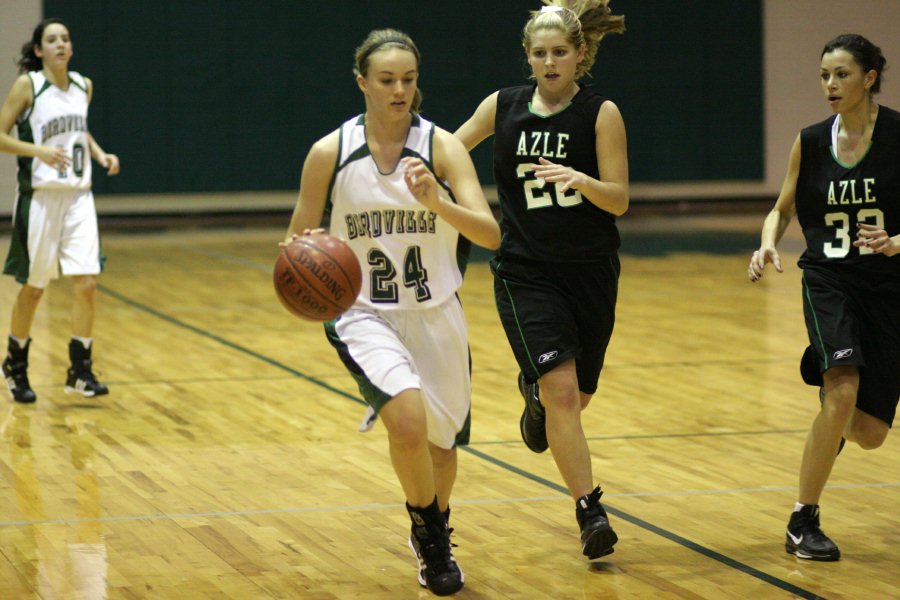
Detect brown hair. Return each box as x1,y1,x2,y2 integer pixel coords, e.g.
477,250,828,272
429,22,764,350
17,18,69,73
353,28,423,113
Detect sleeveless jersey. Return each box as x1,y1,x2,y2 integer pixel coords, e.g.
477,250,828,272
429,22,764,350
326,114,470,311
493,84,620,262
796,105,900,278
17,71,92,193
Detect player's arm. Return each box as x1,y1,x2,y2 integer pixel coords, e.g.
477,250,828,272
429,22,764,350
454,91,498,152
83,78,119,175
531,100,629,216
0,74,69,169
285,129,339,242
750,134,800,281
403,128,499,249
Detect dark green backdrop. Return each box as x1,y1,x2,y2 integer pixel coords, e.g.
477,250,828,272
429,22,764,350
42,0,762,195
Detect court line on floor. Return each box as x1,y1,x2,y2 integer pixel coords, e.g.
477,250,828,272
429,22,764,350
96,283,826,600
4,482,898,529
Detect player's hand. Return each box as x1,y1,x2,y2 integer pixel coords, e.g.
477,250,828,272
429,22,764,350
853,222,899,256
531,156,585,192
400,157,440,210
280,229,326,247
98,152,120,176
35,145,71,171
749,247,782,282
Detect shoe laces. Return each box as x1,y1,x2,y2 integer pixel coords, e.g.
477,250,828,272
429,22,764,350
4,360,31,383
579,486,604,511
794,511,830,542
73,360,101,384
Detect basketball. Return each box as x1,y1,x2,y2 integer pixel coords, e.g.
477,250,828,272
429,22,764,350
273,234,362,321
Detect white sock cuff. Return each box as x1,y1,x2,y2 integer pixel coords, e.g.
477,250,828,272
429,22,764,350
72,336,93,349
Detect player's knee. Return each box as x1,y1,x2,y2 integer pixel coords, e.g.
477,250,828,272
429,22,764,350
20,285,44,303
383,410,427,448
541,382,581,413
852,425,888,450
72,276,97,298
823,388,856,421
429,445,456,467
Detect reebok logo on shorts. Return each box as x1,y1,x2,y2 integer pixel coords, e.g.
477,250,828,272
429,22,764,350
833,348,853,360
538,350,558,364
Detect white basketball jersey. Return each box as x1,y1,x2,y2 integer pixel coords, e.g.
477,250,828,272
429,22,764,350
18,71,92,191
328,114,468,311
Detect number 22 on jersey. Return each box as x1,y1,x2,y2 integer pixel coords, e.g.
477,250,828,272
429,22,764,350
517,163,583,210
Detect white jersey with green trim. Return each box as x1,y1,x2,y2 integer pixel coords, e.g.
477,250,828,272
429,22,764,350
19,70,92,191
327,113,468,311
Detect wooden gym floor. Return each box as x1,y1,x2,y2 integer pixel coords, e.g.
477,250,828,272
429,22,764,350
0,211,897,599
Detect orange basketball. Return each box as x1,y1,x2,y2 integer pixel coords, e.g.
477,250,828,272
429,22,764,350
273,234,362,321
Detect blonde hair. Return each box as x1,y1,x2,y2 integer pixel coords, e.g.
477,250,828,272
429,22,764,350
523,0,625,79
353,28,423,114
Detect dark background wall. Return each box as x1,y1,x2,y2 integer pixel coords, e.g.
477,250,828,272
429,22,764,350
44,0,762,195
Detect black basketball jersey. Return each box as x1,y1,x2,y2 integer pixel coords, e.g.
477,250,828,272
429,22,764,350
796,105,900,278
493,84,620,262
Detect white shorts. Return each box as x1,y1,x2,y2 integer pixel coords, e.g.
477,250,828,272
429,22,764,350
328,297,472,449
4,188,101,288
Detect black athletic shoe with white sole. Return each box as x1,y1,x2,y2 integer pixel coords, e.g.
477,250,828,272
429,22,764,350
785,504,840,561
407,500,464,596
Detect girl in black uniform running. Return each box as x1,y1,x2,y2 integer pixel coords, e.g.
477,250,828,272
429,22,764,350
456,0,627,560
750,34,900,562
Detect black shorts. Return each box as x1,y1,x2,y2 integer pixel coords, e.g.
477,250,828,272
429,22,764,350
491,254,619,395
800,265,900,426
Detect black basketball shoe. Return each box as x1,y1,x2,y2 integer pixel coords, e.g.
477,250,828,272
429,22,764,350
407,500,464,596
3,337,36,403
64,339,109,397
576,486,618,559
518,371,548,453
818,387,846,455
785,504,840,561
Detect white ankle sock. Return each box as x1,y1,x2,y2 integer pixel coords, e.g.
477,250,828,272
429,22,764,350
9,335,29,350
72,336,93,349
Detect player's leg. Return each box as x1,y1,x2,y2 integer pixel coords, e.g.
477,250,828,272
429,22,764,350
60,191,107,397
429,444,457,513
326,310,462,594
3,286,43,403
844,410,889,449
542,360,592,497
844,291,899,450
3,191,58,403
406,299,469,592
799,366,858,505
379,388,436,507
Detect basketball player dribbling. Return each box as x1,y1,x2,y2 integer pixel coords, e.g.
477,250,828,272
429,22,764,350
284,29,499,596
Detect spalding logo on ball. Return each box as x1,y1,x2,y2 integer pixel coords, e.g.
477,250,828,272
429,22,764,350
274,234,362,321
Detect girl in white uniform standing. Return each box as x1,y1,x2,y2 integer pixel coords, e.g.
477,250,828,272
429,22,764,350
0,18,119,403
285,28,499,596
